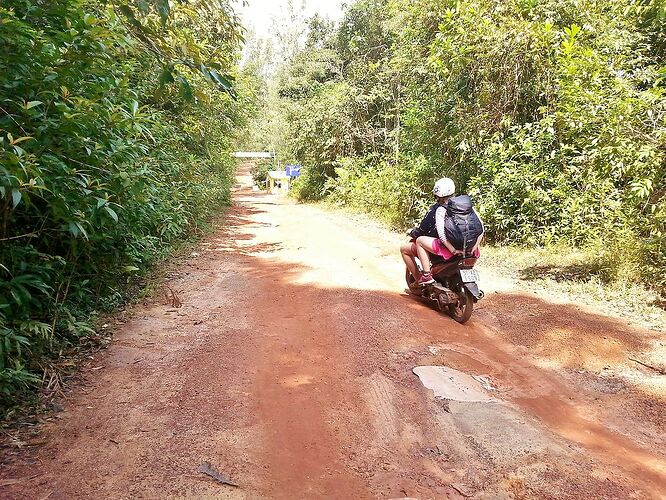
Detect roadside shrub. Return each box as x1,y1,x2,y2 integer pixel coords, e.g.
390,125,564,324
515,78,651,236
250,160,274,190
328,154,439,227
278,0,666,295
0,0,251,408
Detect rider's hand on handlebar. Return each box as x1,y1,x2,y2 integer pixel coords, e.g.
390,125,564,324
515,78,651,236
407,227,421,239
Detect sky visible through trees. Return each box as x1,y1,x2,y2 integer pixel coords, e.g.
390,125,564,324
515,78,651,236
239,0,344,39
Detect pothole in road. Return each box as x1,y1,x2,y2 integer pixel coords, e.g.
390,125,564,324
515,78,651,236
413,366,497,402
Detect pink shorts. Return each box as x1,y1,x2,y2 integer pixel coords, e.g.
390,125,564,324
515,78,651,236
432,239,480,260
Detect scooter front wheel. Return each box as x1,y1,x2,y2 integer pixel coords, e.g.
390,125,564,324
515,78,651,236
448,288,473,324
405,268,420,292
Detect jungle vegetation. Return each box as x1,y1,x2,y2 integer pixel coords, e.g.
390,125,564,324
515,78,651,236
2,0,665,411
0,0,257,408
247,0,665,297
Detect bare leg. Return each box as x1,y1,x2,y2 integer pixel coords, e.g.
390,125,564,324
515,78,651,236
400,242,420,278
415,236,437,273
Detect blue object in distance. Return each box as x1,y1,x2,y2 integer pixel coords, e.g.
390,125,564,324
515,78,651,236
285,164,301,177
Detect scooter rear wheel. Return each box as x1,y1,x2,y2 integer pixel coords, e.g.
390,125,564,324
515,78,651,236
448,289,473,324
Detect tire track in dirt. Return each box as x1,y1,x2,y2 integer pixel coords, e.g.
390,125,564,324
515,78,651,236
365,374,400,446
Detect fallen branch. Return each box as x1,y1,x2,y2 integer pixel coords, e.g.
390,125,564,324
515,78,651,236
198,462,238,487
451,483,474,497
163,284,182,308
628,357,666,375
0,232,38,241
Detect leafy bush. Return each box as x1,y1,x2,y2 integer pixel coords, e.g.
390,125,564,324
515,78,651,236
251,160,274,189
327,154,437,228
276,0,665,294
0,0,252,408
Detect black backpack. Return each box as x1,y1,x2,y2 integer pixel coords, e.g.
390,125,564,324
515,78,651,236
444,195,483,253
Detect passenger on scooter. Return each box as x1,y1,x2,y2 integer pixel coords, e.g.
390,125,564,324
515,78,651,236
414,178,484,286
400,195,441,282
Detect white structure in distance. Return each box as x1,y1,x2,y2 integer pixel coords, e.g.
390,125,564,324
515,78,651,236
232,151,276,158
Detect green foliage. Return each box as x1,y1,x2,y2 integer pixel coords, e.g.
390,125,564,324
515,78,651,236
326,154,436,228
0,0,253,407
250,159,274,189
274,0,665,294
114,0,242,98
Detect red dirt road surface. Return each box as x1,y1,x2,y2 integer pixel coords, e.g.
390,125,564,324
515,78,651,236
2,164,665,499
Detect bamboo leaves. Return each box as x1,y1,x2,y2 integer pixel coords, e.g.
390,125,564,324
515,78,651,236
114,0,242,99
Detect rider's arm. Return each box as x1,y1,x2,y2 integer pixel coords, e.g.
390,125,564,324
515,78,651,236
472,234,483,254
435,206,460,254
418,204,437,234
410,205,434,238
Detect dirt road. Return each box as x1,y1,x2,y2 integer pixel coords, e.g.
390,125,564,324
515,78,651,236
2,164,665,499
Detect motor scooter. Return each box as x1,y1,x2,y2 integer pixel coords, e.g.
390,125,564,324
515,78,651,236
406,239,484,324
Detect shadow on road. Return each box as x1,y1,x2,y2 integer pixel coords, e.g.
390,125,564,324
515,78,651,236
2,168,664,500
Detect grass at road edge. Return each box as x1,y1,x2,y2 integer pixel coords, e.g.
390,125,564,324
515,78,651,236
479,245,666,332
